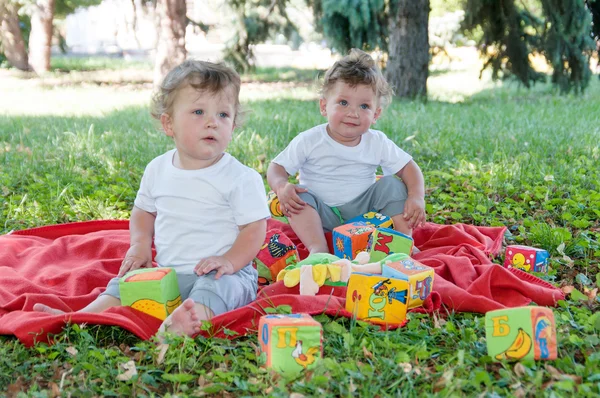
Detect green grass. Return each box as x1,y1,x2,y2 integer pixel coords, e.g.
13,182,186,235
0,67,599,396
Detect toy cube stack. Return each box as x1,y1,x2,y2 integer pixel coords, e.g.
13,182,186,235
333,222,375,259
381,255,434,309
504,245,550,273
485,306,557,361
254,230,299,285
368,227,414,262
266,191,289,224
346,211,393,229
258,313,323,375
119,267,182,320
345,273,410,325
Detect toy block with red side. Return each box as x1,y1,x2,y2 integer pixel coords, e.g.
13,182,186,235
345,273,409,325
119,267,182,320
332,222,376,260
504,245,550,273
485,306,557,361
381,255,434,309
258,313,323,375
254,229,299,285
367,227,414,262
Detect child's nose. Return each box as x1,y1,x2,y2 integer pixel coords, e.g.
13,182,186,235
205,115,217,128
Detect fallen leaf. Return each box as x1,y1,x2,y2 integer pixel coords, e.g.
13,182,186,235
157,343,169,365
398,363,412,373
561,286,574,294
48,382,60,397
584,287,598,301
349,379,357,393
514,363,526,377
65,346,78,357
546,365,561,379
290,393,306,398
362,345,373,359
116,360,137,381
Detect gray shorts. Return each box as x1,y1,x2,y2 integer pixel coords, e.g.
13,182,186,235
298,175,408,232
100,264,258,316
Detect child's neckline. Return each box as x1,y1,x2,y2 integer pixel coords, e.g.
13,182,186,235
322,124,367,149
169,150,229,172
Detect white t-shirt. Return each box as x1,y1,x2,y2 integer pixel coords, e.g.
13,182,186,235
272,124,412,206
134,149,270,273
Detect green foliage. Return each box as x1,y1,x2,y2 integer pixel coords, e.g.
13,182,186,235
54,0,102,19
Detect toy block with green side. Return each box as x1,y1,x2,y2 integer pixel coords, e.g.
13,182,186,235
258,313,323,375
119,267,182,320
485,306,557,361
368,227,414,262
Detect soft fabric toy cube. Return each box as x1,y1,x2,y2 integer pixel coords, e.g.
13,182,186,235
485,306,557,361
504,245,550,273
333,222,376,260
346,211,393,229
381,256,434,309
266,190,289,224
345,273,409,325
258,313,323,375
368,227,414,262
119,267,182,320
254,230,299,285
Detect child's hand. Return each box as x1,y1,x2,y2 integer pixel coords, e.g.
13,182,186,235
403,195,426,229
277,183,308,217
119,244,153,277
195,256,235,279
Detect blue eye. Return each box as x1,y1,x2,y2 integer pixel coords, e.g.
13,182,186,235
194,110,203,115
361,104,369,110
219,112,229,118
340,100,348,106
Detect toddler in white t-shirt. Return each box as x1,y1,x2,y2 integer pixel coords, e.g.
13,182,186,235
34,60,270,339
267,49,426,255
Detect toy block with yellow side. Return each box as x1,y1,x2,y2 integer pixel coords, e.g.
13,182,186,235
119,267,182,320
345,273,409,325
332,221,375,260
368,227,414,262
485,306,557,361
266,190,289,224
258,313,323,375
381,254,434,309
504,245,550,273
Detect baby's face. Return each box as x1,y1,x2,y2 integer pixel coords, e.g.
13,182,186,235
319,81,381,146
163,85,236,170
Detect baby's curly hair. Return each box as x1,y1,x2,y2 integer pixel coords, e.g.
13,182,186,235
151,60,242,125
321,49,393,108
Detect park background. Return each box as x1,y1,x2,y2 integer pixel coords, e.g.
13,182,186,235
1,0,599,396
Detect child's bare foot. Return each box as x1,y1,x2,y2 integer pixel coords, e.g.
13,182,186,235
158,298,202,339
32,303,66,315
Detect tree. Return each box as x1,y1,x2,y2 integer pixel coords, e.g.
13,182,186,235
386,0,430,98
0,0,30,70
27,0,55,73
153,0,186,87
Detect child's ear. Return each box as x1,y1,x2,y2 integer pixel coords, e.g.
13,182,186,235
319,98,327,116
161,113,174,137
372,107,382,124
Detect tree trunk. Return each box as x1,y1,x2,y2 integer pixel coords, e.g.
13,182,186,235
0,0,30,71
386,0,430,99
153,0,187,87
28,0,55,74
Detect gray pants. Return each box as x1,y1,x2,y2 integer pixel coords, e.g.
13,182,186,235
298,175,408,232
100,265,258,316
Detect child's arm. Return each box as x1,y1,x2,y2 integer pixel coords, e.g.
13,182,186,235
195,219,267,279
396,160,426,228
119,206,156,277
267,162,307,216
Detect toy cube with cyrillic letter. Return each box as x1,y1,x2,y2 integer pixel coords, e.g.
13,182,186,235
346,211,393,229
345,273,409,325
119,267,182,320
258,313,323,375
485,306,557,361
381,255,434,309
504,245,550,273
368,227,414,262
333,222,375,260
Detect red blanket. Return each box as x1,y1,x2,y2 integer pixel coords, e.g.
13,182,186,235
0,219,564,347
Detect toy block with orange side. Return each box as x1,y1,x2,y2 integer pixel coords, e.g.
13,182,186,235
381,255,434,309
258,313,323,375
119,267,182,320
345,273,409,325
333,222,375,260
485,306,557,361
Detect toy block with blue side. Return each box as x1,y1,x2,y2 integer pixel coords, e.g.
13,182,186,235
346,211,393,229
381,255,434,309
266,190,289,224
254,229,299,285
504,245,550,273
258,313,323,375
333,222,376,260
367,227,414,262
119,267,182,320
345,273,409,325
485,306,557,361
